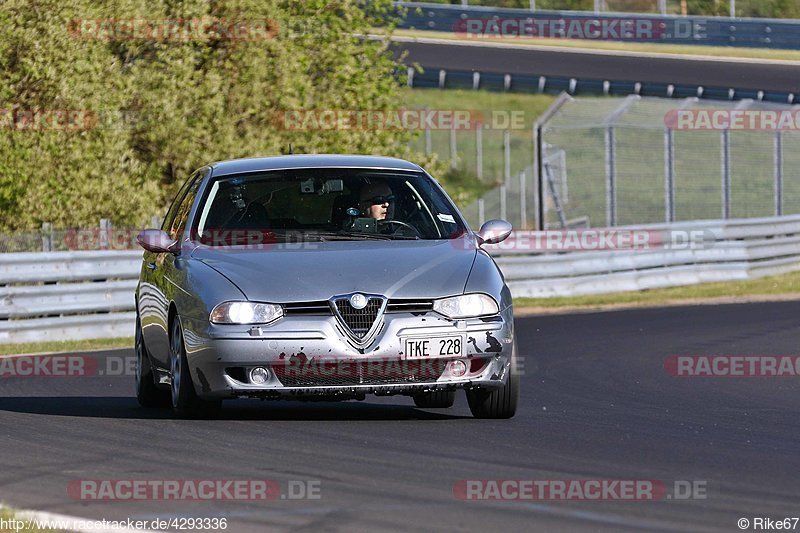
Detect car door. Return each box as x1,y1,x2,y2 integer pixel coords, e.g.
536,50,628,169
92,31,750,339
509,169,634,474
139,171,204,367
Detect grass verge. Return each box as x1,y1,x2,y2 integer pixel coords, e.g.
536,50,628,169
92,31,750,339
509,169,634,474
391,29,800,62
400,87,554,207
0,337,132,356
514,270,800,311
0,507,65,533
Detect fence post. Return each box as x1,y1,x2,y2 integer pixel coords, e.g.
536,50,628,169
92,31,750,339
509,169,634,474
476,124,483,180
529,0,536,10
449,122,457,170
424,119,432,156
41,222,52,252
605,126,617,226
99,219,111,250
503,129,511,186
535,123,545,230
721,130,731,219
520,171,527,229
775,131,783,216
664,127,675,223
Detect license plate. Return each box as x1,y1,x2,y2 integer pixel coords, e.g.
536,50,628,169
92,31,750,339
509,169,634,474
404,336,464,359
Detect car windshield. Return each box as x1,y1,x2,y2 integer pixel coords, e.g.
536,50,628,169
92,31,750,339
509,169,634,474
193,168,467,245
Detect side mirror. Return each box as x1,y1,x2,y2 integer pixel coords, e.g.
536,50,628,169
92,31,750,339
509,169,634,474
476,219,512,245
137,229,179,254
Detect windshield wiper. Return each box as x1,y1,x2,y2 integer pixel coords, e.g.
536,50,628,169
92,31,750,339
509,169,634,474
309,231,392,241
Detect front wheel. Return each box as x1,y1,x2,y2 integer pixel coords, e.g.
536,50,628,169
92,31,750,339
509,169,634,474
413,390,456,409
170,318,221,418
135,314,170,408
466,348,519,419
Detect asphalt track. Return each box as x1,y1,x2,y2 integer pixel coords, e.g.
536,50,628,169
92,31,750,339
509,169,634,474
1,301,799,532
392,38,800,93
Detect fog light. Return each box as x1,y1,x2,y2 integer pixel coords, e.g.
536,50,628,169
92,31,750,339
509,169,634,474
250,366,270,385
449,360,467,377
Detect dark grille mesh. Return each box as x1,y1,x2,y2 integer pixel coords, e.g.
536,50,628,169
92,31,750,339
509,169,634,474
272,359,448,387
334,298,383,339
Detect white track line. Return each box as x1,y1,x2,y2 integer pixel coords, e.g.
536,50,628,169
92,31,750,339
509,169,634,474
380,34,800,66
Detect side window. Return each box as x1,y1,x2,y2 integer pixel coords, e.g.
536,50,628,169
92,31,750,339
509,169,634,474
168,177,203,241
162,171,201,233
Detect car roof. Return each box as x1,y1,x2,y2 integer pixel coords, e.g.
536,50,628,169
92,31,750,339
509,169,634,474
209,154,423,177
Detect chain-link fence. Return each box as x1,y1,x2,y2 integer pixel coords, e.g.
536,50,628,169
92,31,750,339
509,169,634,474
540,95,800,229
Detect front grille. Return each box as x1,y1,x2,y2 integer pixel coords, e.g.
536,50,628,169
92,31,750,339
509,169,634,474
386,299,433,313
272,359,448,387
334,297,383,339
283,301,331,315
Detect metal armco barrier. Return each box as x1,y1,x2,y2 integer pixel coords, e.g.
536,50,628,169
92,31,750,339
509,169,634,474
489,214,800,297
1,216,799,344
396,2,800,50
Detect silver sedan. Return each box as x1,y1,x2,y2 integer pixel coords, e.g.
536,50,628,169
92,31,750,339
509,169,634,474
135,155,518,418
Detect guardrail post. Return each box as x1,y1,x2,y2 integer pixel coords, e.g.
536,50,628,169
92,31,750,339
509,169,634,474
407,67,415,88
529,0,536,10
721,130,731,219
775,131,783,216
478,198,485,227
504,129,511,186
476,124,483,180
100,219,111,250
664,127,675,223
150,215,160,229
41,222,52,252
500,184,507,221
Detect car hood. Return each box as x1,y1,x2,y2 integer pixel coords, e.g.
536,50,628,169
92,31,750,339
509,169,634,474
191,238,478,302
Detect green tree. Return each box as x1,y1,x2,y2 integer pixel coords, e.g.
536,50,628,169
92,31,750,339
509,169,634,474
0,0,425,230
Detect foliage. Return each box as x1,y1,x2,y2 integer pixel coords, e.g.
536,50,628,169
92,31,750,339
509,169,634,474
0,0,436,230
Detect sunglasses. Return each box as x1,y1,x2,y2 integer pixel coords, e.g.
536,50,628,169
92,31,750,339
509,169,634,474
366,195,395,205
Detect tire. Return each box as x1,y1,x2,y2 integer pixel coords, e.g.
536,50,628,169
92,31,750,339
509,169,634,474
413,390,456,409
170,318,221,418
135,314,171,408
466,347,519,419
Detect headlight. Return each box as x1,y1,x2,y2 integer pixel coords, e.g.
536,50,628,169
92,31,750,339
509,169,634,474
210,301,283,324
433,294,499,319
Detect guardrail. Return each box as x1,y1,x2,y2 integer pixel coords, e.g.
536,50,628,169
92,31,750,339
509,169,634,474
396,2,800,49
1,215,798,344
490,214,800,297
406,65,796,103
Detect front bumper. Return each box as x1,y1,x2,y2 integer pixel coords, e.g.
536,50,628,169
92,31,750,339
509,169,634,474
180,308,514,400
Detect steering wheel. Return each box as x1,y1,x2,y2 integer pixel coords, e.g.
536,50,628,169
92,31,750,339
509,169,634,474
378,219,422,237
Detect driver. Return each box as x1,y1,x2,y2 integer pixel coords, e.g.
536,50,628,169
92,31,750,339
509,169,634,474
358,181,395,221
